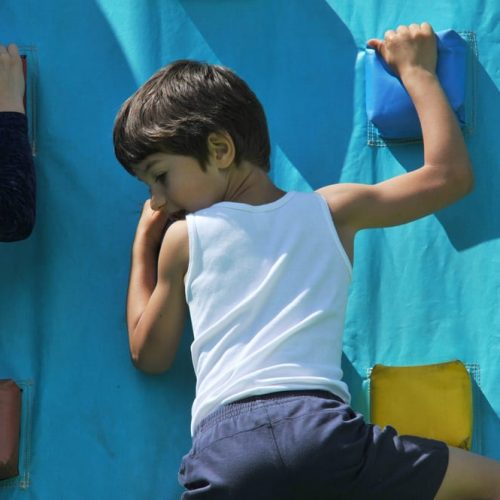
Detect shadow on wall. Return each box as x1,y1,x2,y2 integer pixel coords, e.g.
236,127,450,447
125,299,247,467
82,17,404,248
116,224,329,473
341,353,367,415
476,383,500,460
387,54,500,251
437,61,500,251
180,0,357,189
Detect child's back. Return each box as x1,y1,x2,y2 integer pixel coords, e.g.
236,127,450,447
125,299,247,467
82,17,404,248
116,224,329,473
186,191,351,434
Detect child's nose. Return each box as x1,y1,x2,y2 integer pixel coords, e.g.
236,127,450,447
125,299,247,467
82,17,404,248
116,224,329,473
150,194,167,211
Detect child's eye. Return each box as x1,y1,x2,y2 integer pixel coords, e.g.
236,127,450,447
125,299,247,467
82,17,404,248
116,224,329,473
155,173,167,183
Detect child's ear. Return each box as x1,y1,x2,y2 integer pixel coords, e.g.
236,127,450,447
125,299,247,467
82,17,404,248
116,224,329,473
207,131,235,169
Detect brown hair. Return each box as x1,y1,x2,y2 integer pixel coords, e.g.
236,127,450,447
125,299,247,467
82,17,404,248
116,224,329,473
113,60,271,173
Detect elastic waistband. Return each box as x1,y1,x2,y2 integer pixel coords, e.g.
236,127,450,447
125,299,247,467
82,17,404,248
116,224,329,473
194,390,344,437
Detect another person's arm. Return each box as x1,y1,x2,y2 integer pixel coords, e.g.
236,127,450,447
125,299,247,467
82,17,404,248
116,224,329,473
318,23,473,253
0,43,35,242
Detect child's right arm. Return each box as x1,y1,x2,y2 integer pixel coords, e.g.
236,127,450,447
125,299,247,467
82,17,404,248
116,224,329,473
126,200,189,373
318,23,473,259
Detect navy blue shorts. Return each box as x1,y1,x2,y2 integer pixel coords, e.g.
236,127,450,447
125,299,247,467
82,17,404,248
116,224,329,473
178,390,449,499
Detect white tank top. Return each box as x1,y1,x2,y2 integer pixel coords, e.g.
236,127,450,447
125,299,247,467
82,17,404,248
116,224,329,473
185,191,352,435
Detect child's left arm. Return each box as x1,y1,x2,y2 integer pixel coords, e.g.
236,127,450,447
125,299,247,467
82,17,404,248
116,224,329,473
318,23,473,240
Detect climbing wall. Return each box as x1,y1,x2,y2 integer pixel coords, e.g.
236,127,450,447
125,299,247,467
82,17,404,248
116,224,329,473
0,1,498,497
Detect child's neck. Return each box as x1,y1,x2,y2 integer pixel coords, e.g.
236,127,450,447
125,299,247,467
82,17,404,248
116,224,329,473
222,160,286,206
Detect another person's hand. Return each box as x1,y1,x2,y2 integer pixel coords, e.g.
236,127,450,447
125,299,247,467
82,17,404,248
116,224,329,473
367,23,437,79
0,43,25,113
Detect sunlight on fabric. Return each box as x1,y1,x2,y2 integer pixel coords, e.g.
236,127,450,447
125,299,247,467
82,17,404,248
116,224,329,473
271,145,312,192
95,0,219,84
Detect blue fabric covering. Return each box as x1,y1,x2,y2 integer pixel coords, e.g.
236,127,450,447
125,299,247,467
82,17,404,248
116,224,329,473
0,1,499,498
365,29,467,139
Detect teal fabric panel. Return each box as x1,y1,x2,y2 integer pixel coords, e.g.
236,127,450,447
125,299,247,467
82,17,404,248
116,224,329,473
0,1,498,498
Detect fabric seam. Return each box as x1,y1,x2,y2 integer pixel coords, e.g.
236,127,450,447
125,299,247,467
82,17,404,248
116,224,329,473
184,214,196,303
206,191,296,213
264,405,288,470
193,406,346,457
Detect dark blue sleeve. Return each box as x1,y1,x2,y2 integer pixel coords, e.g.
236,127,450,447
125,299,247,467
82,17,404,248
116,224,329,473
0,112,36,242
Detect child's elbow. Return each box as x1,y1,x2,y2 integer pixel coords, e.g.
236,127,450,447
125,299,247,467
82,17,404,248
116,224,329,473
446,159,474,200
131,351,172,374
457,161,474,197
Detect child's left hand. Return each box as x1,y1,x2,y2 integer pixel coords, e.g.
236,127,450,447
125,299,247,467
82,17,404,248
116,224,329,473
367,23,437,79
0,43,25,113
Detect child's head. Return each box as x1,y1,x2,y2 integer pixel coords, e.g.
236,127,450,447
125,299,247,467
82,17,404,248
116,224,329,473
113,60,271,174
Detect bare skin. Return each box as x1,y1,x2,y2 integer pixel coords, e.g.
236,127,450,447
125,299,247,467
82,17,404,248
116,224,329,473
0,43,25,113
125,22,499,499
127,153,283,373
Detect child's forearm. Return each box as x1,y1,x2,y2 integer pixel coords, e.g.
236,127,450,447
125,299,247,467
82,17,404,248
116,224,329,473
401,68,473,185
126,237,158,335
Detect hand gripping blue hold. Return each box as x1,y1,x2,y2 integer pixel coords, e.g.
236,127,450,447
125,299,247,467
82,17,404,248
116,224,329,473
365,29,467,140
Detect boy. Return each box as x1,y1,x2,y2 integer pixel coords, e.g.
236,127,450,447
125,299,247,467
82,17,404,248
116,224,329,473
114,23,500,499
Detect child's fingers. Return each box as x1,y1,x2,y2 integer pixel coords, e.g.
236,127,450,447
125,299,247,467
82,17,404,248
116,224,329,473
384,29,396,41
409,23,420,35
420,22,433,34
367,38,383,51
142,199,169,222
142,199,153,211
368,23,437,77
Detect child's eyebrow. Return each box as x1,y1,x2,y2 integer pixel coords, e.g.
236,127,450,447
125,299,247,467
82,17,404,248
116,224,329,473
131,160,158,179
144,161,156,171
142,160,159,173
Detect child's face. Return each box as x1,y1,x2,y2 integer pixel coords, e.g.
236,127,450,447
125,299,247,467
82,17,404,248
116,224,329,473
133,152,226,216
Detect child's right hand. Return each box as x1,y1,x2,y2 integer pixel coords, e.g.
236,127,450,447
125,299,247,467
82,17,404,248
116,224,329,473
0,43,25,113
367,23,437,80
134,199,171,250
134,200,186,252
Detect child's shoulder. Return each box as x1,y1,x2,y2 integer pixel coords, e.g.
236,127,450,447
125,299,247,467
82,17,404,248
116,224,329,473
158,219,189,276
